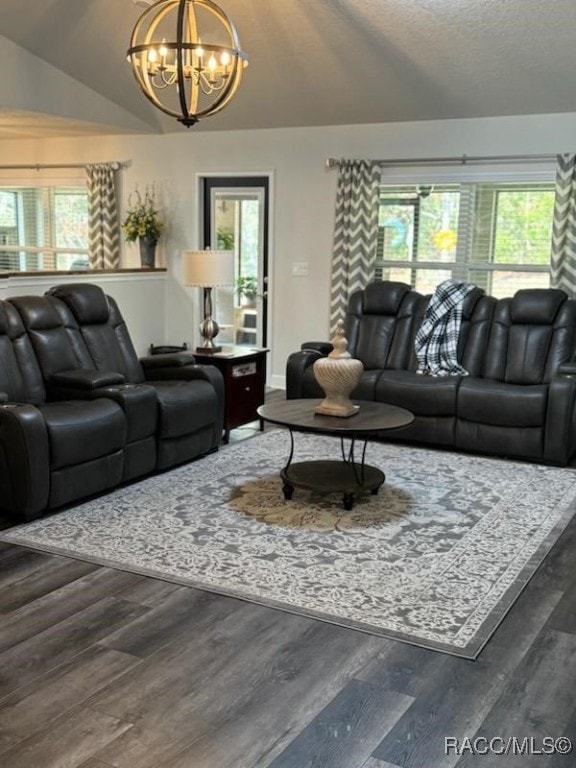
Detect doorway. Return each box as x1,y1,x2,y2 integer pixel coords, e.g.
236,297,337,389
202,176,270,349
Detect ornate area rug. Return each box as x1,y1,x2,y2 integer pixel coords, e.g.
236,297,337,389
2,430,576,658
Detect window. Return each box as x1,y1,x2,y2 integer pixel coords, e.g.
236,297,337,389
0,186,89,272
376,182,555,297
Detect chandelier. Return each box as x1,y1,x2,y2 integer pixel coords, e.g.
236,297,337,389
128,0,248,127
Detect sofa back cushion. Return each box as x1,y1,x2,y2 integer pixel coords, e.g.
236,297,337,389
345,281,422,370
483,288,576,384
455,289,497,376
47,284,145,383
399,286,496,375
0,300,46,404
8,295,93,383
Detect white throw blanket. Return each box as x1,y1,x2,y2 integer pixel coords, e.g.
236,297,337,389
415,279,477,376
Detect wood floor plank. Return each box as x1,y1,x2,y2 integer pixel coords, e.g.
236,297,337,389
149,621,390,768
86,592,254,724
91,602,310,768
93,608,388,768
0,557,98,614
114,577,184,606
76,760,116,768
530,515,576,593
546,705,576,767
0,597,149,697
544,575,576,635
371,583,564,768
454,628,576,768
357,642,446,698
360,759,402,768
0,568,143,656
0,705,133,768
100,587,222,658
266,679,413,768
0,643,141,744
0,546,61,589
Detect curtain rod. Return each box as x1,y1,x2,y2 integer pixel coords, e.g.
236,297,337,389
0,161,129,171
326,153,558,168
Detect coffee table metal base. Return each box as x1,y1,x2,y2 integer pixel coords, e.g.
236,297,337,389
281,459,385,511
257,399,413,512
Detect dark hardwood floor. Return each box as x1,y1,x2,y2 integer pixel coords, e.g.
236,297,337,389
1,390,576,767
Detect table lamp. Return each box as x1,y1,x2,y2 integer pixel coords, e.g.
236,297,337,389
183,249,235,353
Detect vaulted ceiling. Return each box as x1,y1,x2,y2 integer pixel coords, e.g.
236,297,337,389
1,0,576,138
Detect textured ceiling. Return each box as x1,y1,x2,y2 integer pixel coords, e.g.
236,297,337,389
1,0,576,137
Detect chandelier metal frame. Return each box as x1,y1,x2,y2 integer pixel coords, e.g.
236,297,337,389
128,0,248,127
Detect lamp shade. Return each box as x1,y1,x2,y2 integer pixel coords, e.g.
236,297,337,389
183,250,234,287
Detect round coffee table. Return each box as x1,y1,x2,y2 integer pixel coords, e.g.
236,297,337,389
257,399,414,510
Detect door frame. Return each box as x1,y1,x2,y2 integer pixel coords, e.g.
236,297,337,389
196,172,273,350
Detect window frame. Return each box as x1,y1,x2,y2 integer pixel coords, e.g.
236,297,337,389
375,163,557,296
0,169,90,274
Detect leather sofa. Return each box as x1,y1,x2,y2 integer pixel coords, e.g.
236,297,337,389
286,280,576,466
0,283,224,522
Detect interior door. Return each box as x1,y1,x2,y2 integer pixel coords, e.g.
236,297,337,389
202,176,269,349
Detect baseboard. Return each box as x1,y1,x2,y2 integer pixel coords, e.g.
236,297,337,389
269,374,286,390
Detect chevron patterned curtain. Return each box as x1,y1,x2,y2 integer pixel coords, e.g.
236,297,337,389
86,164,121,269
550,153,576,296
330,160,382,329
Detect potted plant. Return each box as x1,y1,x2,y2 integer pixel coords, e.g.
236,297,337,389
216,226,234,250
235,275,258,306
122,186,165,268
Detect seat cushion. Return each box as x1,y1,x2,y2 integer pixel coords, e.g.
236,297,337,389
39,399,126,470
351,369,382,401
376,370,461,416
148,379,219,439
457,378,548,427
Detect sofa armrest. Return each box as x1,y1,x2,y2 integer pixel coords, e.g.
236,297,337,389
301,341,333,355
140,353,197,370
0,402,50,521
0,391,8,404
557,362,576,377
51,369,126,390
286,348,326,399
144,363,225,404
545,376,576,464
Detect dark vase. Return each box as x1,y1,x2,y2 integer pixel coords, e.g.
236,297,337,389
139,236,157,268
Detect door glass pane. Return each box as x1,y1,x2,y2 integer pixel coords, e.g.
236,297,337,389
210,188,265,347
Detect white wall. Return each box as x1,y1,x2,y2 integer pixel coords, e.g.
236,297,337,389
0,272,166,357
2,111,576,387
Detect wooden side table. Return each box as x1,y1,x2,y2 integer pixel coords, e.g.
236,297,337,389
193,346,269,443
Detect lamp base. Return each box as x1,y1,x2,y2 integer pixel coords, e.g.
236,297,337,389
197,288,222,354
196,345,222,354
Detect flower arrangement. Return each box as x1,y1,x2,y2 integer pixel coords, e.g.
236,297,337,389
122,186,164,242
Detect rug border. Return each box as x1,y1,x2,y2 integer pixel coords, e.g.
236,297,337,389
2,434,575,661
0,535,483,658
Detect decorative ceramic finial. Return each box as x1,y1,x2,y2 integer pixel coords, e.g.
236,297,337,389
328,320,352,359
313,320,363,417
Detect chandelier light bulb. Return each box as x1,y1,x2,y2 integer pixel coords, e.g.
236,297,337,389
127,0,248,127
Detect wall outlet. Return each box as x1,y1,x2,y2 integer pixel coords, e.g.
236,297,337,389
292,261,309,276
